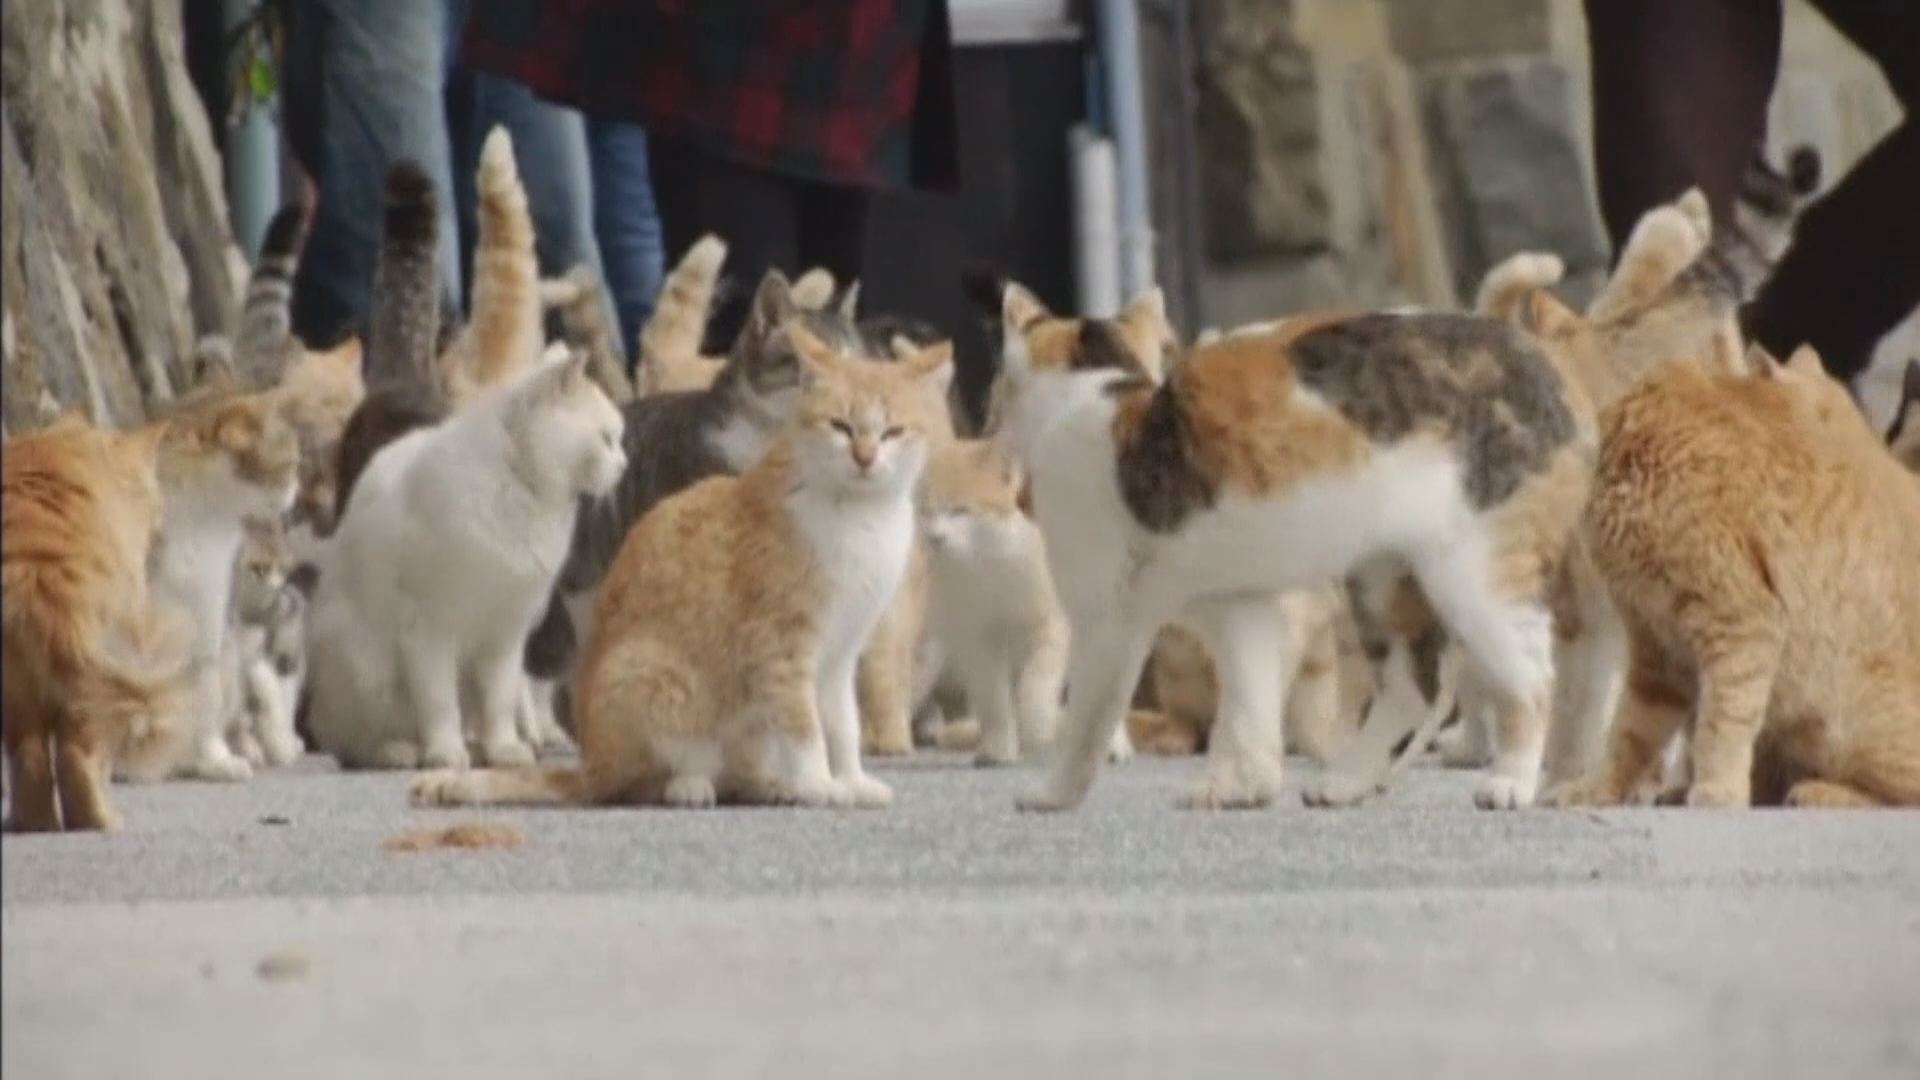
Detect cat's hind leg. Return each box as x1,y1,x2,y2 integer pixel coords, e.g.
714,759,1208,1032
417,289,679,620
1544,629,1692,808
1302,634,1435,807
1014,624,1067,755
1540,549,1625,788
4,724,61,832
246,657,304,767
1179,594,1287,810
1017,609,1158,813
965,649,1021,768
471,652,536,768
1681,617,1784,808
516,676,575,756
1820,690,1920,808
1282,610,1345,766
53,722,120,832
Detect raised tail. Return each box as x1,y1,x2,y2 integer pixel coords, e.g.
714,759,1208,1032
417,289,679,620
1473,252,1566,323
233,201,310,386
410,765,589,807
640,235,728,372
450,126,542,397
546,263,636,405
365,161,443,390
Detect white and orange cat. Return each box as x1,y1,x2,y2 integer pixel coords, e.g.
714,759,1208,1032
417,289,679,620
411,328,952,809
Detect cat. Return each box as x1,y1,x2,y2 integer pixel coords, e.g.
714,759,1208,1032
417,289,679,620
635,235,731,398
2,419,196,831
543,263,637,406
303,350,626,771
148,392,304,782
913,438,1069,765
1547,345,1920,808
410,329,953,810
442,126,545,404
221,518,306,767
1887,358,1920,472
276,335,368,542
231,201,310,387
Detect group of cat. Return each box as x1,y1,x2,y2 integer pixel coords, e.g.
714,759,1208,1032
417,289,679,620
4,133,1918,832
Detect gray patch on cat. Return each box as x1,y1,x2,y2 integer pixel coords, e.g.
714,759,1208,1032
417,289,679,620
365,161,442,387
1290,313,1576,509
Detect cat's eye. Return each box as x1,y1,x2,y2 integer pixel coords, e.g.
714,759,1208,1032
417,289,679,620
881,426,905,440
830,420,855,438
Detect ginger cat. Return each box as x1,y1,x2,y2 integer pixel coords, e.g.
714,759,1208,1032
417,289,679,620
412,330,952,809
914,438,1068,765
442,126,544,403
3,420,195,831
635,236,731,397
1549,345,1920,808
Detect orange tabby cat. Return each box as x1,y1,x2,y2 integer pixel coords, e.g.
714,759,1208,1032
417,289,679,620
1549,345,1920,808
412,329,952,808
3,420,196,830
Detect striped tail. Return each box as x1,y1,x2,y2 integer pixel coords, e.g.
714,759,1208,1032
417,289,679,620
639,234,728,372
365,160,443,390
452,126,542,395
233,202,309,385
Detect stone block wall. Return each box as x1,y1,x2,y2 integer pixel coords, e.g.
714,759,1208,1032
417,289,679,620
1150,0,1905,334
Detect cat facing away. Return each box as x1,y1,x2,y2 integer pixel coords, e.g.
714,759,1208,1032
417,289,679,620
2,420,196,831
148,392,305,782
1549,345,1920,808
412,330,953,809
304,351,626,771
913,438,1068,765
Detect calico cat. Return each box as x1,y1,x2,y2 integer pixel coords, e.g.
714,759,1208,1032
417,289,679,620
304,351,625,770
411,330,952,809
222,519,306,767
914,439,1069,765
1887,359,1920,472
2,420,196,831
1548,345,1920,808
147,392,304,782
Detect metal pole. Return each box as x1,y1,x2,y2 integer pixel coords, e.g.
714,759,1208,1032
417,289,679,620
1095,0,1155,300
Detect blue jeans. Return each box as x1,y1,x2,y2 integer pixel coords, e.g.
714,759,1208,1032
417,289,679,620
587,120,666,360
283,0,464,346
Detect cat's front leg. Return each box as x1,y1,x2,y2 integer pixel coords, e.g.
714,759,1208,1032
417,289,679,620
1303,638,1426,808
473,652,536,768
1017,612,1156,813
177,668,253,782
759,662,846,808
515,676,575,755
965,654,1020,767
245,657,303,767
1181,595,1287,810
401,639,469,771
1014,629,1067,756
821,659,892,808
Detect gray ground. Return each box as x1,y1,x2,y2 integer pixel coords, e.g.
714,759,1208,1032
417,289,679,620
4,751,1918,1080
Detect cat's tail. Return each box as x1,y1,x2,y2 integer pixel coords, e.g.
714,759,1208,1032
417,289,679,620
233,201,310,386
451,126,541,398
1474,252,1566,323
409,766,588,807
543,263,636,405
639,234,728,388
365,160,444,391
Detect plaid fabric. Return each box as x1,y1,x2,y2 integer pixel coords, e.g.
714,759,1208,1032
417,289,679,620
460,0,958,193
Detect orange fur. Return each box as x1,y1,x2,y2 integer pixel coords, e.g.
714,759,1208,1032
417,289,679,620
443,127,542,402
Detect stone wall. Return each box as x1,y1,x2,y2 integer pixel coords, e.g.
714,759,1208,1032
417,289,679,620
1152,0,1906,334
2,0,245,436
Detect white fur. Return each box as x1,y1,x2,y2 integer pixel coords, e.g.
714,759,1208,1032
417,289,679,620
304,357,626,771
917,502,1067,766
1001,345,1557,813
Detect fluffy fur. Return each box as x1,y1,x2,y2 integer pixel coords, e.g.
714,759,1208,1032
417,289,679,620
304,352,626,770
442,126,544,403
1548,346,1920,808
2,420,195,831
411,332,952,809
636,236,730,397
913,439,1068,765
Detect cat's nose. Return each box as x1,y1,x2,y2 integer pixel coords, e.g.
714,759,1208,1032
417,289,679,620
851,440,877,471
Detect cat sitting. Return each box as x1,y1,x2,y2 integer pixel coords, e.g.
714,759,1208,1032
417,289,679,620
220,519,307,768
1548,345,1920,808
412,329,952,809
305,349,625,771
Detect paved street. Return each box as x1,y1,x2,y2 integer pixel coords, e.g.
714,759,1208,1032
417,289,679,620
5,752,1919,1079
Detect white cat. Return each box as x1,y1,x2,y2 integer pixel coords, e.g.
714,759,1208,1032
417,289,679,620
304,350,627,770
914,439,1069,766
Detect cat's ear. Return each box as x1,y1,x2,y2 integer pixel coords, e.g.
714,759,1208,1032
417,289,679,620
903,340,956,399
1785,344,1826,380
789,267,836,311
1674,187,1712,239
743,270,798,344
1748,343,1785,379
1524,290,1582,340
1002,282,1049,333
890,334,918,361
787,321,840,386
837,280,862,322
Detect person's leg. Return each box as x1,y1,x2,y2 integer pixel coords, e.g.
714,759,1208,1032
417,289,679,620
286,0,462,346
795,179,873,296
1746,0,1920,382
1584,0,1783,255
645,136,799,352
586,118,667,361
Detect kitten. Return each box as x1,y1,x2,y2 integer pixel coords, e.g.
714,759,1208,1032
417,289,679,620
411,331,952,809
304,350,626,770
144,393,303,782
1887,359,1920,472
981,277,1594,812
223,518,306,767
1548,345,1920,808
2,420,196,831
914,439,1069,765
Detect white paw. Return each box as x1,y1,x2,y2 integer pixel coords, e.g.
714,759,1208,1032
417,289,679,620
1301,768,1381,809
481,737,536,768
260,734,305,768
1474,772,1538,810
530,725,576,756
974,744,1021,768
777,774,848,808
371,740,423,770
421,739,471,771
1106,727,1135,765
1435,726,1488,769
663,775,717,808
840,773,894,809
1180,762,1283,811
182,752,253,783
1015,785,1085,813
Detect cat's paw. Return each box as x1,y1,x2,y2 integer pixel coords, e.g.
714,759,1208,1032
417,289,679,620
260,732,305,768
862,731,915,758
420,739,471,772
1540,775,1624,808
973,744,1021,768
1015,786,1085,813
371,740,423,771
181,752,253,783
1106,727,1135,765
663,775,718,808
1474,772,1538,811
1435,725,1489,769
1181,757,1283,810
232,731,267,768
1684,779,1749,809
1301,768,1381,809
839,773,894,809
409,771,467,807
480,737,536,769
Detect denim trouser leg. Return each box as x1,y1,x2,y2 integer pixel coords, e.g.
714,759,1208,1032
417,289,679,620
586,119,666,360
285,0,462,346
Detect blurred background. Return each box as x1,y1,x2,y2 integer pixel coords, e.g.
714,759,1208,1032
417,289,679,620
1,0,1906,434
